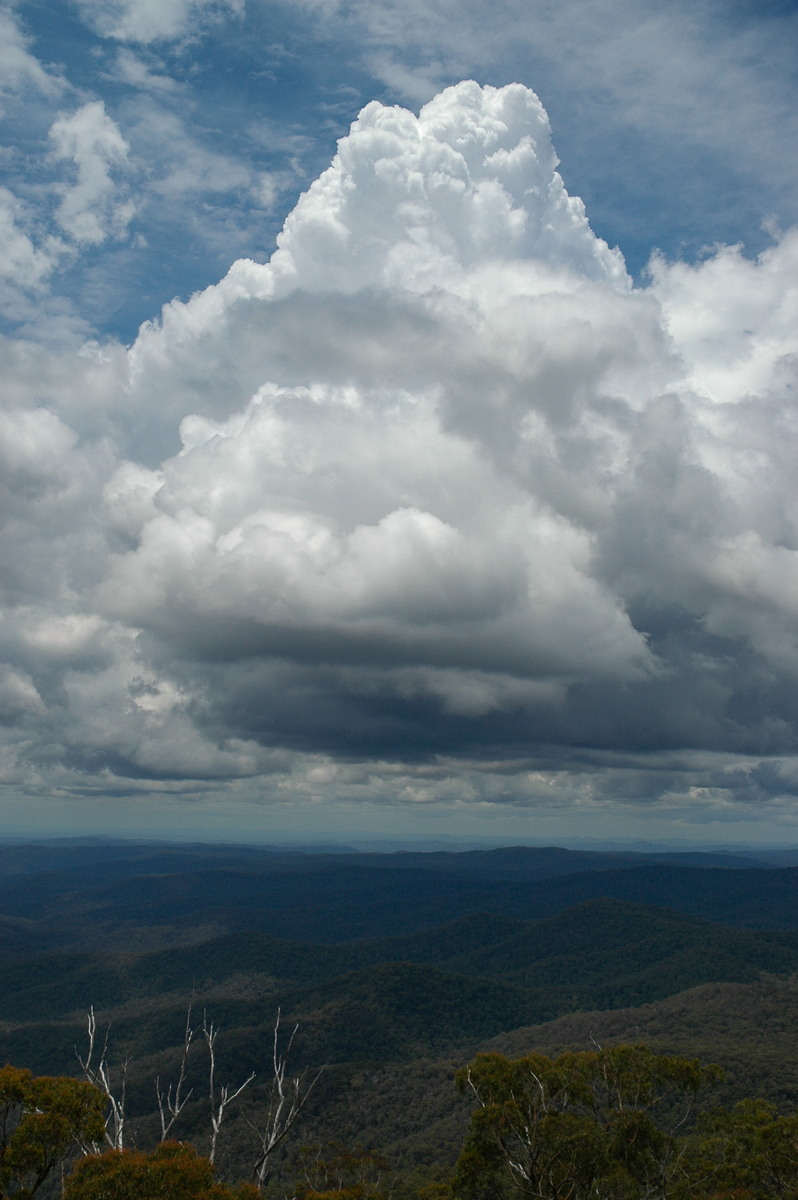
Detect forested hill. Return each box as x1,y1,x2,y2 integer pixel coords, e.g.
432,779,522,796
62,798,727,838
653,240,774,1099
4,897,798,1025
2,889,798,1076
2,838,798,1197
0,839,796,953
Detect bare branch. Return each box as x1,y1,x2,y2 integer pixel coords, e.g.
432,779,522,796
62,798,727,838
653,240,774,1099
156,1005,195,1141
248,1009,323,1189
76,1007,126,1150
203,1010,256,1164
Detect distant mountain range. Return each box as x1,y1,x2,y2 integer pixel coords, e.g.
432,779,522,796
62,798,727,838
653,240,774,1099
1,841,797,958
1,838,797,1194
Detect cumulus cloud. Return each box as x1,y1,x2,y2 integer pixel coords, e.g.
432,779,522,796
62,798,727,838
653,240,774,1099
2,80,798,825
284,0,798,274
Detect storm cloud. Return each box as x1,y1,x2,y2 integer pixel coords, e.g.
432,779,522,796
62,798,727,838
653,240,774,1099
2,81,798,830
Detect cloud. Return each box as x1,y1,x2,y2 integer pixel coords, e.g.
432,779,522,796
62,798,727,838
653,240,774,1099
0,665,44,721
0,187,64,320
108,48,183,93
72,0,244,43
49,101,134,244
0,6,63,103
142,110,251,198
109,85,798,779
281,0,798,267
1,80,798,827
0,5,272,342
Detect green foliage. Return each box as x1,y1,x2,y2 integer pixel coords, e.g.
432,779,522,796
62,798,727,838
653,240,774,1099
684,1098,798,1200
0,1064,106,1198
62,1142,260,1200
453,1045,723,1200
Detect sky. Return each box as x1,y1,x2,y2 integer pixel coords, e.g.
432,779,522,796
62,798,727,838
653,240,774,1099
1,0,798,847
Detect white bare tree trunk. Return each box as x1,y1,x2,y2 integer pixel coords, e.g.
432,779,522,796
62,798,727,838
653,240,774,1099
249,1009,323,1190
203,1011,256,1165
156,1005,196,1141
76,1007,128,1151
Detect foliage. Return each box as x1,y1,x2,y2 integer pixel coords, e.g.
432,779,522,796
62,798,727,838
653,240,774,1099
4,1041,798,1200
683,1098,798,1200
453,1045,723,1200
62,1141,260,1200
293,1142,391,1200
0,1064,106,1198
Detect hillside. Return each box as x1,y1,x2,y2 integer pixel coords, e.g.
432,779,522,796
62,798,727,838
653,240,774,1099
3,896,798,1078
0,841,796,958
482,978,798,1108
2,839,798,1197
240,978,798,1196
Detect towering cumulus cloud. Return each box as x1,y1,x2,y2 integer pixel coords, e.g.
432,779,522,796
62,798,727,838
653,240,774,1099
3,82,798,828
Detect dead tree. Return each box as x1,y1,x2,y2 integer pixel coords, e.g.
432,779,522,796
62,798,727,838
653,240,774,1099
76,1007,128,1150
156,1005,196,1141
76,1003,318,1177
202,1011,255,1164
248,1010,323,1189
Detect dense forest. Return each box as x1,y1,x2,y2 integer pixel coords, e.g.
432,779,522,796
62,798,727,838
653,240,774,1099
1,839,797,1198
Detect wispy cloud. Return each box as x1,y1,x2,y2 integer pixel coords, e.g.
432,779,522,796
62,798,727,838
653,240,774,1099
0,4,64,101
71,0,244,43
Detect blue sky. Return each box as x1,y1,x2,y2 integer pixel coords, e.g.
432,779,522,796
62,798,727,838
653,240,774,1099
1,0,798,846
6,0,798,340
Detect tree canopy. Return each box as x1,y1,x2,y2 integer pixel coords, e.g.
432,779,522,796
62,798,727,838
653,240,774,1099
62,1142,259,1200
4,1044,798,1200
0,1065,106,1198
453,1045,724,1200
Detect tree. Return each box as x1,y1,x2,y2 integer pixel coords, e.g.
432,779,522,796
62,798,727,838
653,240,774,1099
75,1004,319,1187
0,1064,106,1198
76,1007,128,1150
156,1005,196,1143
247,1011,323,1189
684,1098,798,1200
202,1013,255,1166
453,1045,723,1200
63,1141,260,1200
294,1142,391,1200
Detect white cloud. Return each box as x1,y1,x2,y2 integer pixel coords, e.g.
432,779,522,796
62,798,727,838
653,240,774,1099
49,101,134,244
109,48,182,92
73,0,244,43
0,188,61,298
270,81,627,294
253,172,290,212
105,84,796,778
0,665,44,719
0,6,63,102
649,231,798,407
113,100,253,208
1,80,798,824
281,0,798,258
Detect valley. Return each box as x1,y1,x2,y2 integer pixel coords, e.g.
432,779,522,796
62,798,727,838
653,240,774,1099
1,839,796,1196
